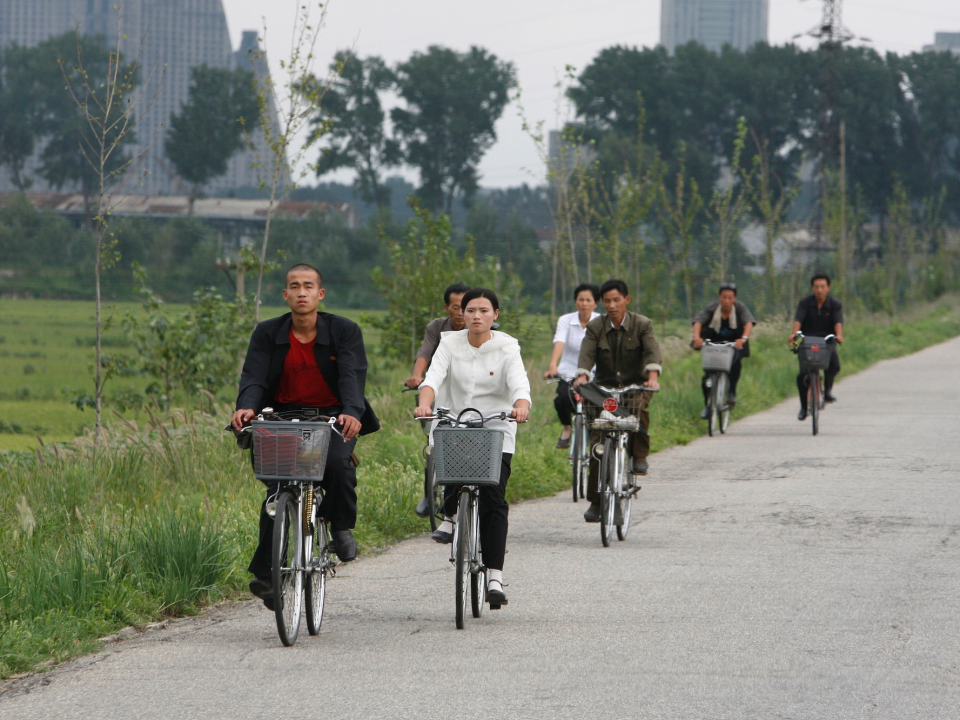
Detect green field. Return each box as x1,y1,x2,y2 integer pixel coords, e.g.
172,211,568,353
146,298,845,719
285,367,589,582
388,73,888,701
2,295,960,678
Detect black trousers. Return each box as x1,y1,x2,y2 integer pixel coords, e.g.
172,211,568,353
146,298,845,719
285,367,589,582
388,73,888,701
554,380,574,426
247,431,358,580
702,353,743,403
441,453,512,571
797,352,841,408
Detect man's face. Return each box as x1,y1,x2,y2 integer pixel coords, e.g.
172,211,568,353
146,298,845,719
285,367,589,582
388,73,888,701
283,270,324,314
719,290,736,311
602,290,630,323
812,279,830,302
445,292,465,329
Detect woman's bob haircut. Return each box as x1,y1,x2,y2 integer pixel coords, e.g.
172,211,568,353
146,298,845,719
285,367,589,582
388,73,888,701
460,287,500,312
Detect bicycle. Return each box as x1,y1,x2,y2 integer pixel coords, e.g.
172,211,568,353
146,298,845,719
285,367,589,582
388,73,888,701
245,409,341,646
414,407,520,629
700,340,737,436
403,386,443,531
791,332,837,436
546,375,589,502
581,384,657,547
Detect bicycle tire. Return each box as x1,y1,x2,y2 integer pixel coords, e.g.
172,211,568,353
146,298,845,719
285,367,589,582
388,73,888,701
455,489,471,629
718,373,730,434
425,453,442,532
599,438,617,547
272,491,303,647
304,493,327,636
708,377,718,436
811,372,820,436
470,508,485,618
617,461,633,541
571,414,584,502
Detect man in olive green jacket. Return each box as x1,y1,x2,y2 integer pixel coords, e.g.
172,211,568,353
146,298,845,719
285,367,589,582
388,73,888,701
574,279,662,522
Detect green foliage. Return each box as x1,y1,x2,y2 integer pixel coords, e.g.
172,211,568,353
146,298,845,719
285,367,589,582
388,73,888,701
164,65,260,204
121,266,253,407
0,44,41,191
392,46,516,212
314,51,400,209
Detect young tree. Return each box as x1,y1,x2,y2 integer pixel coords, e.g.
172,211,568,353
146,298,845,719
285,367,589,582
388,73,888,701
165,65,259,213
710,116,751,285
247,3,338,324
749,130,794,313
392,46,516,213
314,51,399,210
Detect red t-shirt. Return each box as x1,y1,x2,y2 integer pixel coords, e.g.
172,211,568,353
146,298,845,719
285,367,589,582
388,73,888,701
274,330,340,407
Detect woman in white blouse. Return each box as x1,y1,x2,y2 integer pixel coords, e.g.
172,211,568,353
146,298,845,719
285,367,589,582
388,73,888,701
415,287,532,607
543,283,600,449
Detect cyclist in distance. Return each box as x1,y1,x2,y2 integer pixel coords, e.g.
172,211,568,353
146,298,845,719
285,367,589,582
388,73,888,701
414,287,532,607
543,283,600,448
574,280,662,523
790,273,844,420
407,283,469,518
232,263,380,609
691,282,756,418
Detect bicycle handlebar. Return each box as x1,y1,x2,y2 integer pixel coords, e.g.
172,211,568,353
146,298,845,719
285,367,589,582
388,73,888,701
594,383,659,394
412,408,524,425
791,332,838,352
703,340,737,347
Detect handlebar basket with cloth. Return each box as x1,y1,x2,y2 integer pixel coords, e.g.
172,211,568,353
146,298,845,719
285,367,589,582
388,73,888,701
578,382,648,434
701,343,736,373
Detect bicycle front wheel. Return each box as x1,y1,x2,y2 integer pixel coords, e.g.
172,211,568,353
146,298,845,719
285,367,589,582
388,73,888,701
571,414,584,502
718,373,730,434
272,491,303,647
810,372,820,436
708,378,718,436
599,438,617,547
455,489,472,629
617,462,633,541
304,495,327,636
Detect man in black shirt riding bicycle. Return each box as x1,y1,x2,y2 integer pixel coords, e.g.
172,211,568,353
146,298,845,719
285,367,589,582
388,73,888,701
789,273,845,420
232,264,380,609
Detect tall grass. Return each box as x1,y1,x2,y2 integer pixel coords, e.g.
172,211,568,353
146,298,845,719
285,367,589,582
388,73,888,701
3,297,960,677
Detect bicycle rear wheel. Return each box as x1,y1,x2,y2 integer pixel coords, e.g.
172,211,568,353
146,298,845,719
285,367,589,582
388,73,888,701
425,452,442,532
708,378,718,436
571,414,584,502
810,372,820,436
304,492,327,636
455,489,472,629
272,491,303,647
599,438,617,547
718,373,730,434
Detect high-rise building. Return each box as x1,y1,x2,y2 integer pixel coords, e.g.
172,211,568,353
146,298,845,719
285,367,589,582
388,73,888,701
923,32,960,56
660,0,768,54
0,0,278,195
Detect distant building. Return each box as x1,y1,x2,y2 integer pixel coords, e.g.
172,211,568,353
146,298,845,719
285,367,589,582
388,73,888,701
0,0,280,196
923,32,960,56
660,0,768,54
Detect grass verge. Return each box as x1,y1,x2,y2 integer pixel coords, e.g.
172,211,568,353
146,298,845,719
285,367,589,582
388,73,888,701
2,296,960,678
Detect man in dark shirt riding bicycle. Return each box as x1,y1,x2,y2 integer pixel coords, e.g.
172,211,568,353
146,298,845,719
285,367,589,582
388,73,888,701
232,263,380,608
789,273,845,420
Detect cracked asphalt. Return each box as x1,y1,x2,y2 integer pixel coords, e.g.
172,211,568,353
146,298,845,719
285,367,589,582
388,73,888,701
3,338,960,719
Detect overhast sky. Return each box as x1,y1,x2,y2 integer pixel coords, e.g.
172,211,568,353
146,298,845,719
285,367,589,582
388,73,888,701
222,0,960,190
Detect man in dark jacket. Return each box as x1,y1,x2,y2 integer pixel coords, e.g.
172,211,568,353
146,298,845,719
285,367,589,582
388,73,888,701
232,263,379,608
790,273,845,420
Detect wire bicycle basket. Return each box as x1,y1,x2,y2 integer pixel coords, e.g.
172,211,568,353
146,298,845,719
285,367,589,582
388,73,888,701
701,344,736,372
433,425,504,486
798,337,833,372
582,392,646,433
251,420,332,482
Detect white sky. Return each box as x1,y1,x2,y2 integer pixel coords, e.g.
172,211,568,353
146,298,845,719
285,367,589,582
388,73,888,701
222,0,960,189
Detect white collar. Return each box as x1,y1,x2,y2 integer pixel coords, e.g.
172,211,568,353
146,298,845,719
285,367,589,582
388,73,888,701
440,328,519,358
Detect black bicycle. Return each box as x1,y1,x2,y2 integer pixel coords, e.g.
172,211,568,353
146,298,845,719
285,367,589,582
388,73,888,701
791,332,837,436
403,386,443,531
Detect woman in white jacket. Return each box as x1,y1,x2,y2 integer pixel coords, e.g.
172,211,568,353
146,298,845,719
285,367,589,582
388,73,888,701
415,287,532,607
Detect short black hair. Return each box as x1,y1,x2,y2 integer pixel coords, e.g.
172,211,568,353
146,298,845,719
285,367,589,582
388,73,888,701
574,283,601,302
599,279,629,299
811,273,831,286
286,263,322,286
460,287,500,312
719,282,738,296
444,283,470,305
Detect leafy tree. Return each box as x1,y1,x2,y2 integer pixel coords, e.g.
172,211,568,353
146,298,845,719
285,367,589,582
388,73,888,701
0,45,41,191
165,65,259,212
392,46,516,212
314,51,399,209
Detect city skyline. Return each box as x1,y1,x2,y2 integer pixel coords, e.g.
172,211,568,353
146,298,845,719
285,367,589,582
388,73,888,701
660,0,768,53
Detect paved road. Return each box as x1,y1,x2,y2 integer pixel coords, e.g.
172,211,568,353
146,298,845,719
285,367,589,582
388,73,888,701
4,339,960,719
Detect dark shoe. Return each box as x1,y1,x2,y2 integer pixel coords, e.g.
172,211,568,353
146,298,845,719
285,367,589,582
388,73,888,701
798,407,807,421
249,577,274,611
487,582,508,606
631,458,648,475
555,433,571,449
727,393,737,406
824,392,837,403
431,527,453,544
583,502,601,523
700,406,710,419
331,529,357,562
415,496,430,518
